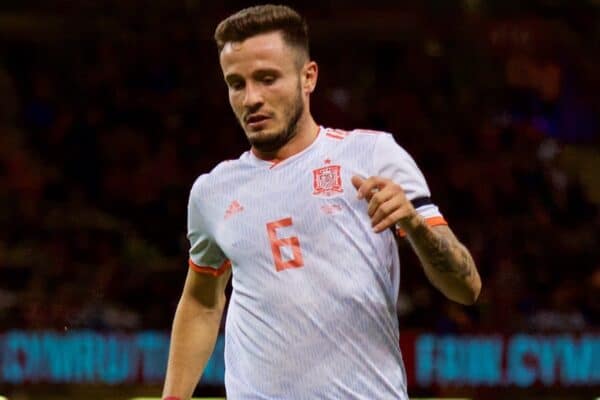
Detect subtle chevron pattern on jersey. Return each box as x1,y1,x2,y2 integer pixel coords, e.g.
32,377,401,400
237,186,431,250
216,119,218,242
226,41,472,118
187,127,444,399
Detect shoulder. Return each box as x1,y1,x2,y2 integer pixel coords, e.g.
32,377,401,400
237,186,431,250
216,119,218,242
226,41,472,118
327,127,422,174
352,128,390,137
190,172,209,197
322,126,387,139
189,153,250,198
322,126,393,143
209,156,247,178
322,126,407,152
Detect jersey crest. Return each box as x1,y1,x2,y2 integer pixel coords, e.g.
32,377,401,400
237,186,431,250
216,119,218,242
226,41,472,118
312,160,344,197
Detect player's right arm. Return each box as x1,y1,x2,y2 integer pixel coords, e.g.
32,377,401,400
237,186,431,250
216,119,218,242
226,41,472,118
162,266,231,400
163,175,231,399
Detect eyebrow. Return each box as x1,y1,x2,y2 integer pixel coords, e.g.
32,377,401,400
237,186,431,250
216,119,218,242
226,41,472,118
252,68,280,77
224,74,242,85
225,68,282,84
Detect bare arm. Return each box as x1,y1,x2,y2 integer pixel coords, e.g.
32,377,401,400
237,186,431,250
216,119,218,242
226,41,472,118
351,175,481,305
162,267,232,400
403,216,481,305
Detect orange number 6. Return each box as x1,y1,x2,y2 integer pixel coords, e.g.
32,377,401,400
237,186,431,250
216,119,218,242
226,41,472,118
266,217,304,271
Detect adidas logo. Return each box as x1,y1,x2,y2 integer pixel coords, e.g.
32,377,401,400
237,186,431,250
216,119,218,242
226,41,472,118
224,200,244,220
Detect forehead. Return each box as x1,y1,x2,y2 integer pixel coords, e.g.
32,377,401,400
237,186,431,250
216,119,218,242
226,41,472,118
219,31,297,76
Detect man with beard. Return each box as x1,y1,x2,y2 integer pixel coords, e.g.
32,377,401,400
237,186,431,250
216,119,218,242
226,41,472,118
162,5,481,400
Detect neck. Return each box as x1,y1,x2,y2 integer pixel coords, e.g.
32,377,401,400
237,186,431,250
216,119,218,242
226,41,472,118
251,114,319,161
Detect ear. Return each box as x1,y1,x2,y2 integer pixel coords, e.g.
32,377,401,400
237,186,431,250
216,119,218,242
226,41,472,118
301,61,318,94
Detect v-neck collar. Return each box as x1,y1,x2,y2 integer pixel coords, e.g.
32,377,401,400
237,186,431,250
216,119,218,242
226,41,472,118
246,126,324,169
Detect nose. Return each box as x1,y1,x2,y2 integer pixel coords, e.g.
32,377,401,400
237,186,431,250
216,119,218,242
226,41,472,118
242,82,263,109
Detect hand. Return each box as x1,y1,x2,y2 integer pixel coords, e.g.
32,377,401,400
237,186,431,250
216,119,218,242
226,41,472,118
351,175,418,233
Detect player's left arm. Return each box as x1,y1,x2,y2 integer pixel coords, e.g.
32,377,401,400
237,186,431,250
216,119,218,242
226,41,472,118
352,175,481,305
400,217,481,305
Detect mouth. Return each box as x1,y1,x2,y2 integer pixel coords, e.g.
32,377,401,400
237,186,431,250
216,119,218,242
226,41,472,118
245,114,271,129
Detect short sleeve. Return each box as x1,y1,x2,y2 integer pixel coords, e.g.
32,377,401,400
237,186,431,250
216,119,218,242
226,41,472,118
187,176,231,276
373,133,447,235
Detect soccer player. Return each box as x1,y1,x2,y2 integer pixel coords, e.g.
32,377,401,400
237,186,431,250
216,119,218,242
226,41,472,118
162,4,481,400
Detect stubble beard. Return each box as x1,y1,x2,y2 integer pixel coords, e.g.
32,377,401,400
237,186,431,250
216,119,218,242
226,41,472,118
245,88,304,154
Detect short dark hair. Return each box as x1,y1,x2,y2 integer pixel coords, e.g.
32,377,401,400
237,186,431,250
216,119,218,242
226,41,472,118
214,4,309,59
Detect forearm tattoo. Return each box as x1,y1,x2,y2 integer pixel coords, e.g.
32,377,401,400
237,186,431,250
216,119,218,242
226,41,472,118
410,223,474,280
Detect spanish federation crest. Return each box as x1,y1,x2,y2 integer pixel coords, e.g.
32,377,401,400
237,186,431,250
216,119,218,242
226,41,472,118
312,160,344,197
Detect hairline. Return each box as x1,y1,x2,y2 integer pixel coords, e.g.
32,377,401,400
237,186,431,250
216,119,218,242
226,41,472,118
218,29,309,69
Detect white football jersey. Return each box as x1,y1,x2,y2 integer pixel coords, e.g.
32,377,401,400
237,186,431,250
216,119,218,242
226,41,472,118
187,127,446,399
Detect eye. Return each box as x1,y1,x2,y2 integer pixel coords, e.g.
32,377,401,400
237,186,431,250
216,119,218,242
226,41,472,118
228,80,245,91
261,75,276,85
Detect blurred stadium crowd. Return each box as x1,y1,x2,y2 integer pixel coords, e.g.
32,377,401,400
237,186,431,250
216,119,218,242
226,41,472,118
0,1,598,335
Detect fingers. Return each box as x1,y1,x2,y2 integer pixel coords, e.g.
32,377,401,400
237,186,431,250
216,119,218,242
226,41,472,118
367,186,396,217
370,191,402,224
352,175,386,200
351,175,364,191
373,208,407,233
352,175,414,233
